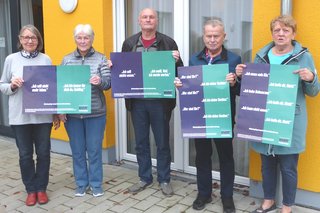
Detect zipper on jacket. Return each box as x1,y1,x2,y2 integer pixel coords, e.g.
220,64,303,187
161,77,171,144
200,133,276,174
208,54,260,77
258,55,268,64
82,56,85,65
267,144,275,156
283,48,307,65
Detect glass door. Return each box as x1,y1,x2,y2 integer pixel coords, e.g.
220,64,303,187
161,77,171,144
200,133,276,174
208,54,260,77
0,0,44,137
0,0,13,136
115,0,253,185
119,0,184,171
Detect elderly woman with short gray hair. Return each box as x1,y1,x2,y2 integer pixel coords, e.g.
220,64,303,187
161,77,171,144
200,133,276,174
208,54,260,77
59,24,111,197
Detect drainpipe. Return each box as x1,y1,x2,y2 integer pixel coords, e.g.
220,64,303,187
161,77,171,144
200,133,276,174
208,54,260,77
275,0,293,208
281,0,292,15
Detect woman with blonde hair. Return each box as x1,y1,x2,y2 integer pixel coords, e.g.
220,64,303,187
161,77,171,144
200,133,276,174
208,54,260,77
236,15,320,213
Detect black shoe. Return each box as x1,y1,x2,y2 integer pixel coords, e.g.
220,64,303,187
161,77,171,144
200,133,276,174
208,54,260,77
222,198,235,213
192,196,213,210
251,203,277,213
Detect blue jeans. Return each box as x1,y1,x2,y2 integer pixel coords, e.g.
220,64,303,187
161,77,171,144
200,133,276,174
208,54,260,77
11,123,52,193
65,115,106,188
131,99,172,184
195,138,235,199
261,154,299,206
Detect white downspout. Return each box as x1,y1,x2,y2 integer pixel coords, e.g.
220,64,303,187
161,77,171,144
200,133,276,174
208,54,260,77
275,0,293,207
281,0,292,15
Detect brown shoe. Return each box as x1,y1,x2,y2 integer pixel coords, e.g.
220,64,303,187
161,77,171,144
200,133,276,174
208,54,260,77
37,191,48,204
26,193,37,206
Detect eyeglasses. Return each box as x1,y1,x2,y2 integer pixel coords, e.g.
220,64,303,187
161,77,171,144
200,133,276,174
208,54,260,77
20,36,38,42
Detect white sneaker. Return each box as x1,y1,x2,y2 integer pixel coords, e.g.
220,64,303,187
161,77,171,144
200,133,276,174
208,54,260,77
91,187,104,197
74,186,87,197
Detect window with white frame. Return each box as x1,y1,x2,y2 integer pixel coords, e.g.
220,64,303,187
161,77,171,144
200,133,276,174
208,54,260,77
121,0,253,180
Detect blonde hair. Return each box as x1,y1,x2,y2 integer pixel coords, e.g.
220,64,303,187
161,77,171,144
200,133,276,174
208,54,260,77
270,15,297,33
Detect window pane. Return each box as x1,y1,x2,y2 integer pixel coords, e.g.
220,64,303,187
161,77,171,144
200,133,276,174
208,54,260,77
189,0,253,63
125,0,174,38
0,0,13,136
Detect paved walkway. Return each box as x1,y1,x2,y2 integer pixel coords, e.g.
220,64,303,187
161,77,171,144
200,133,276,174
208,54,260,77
0,136,318,213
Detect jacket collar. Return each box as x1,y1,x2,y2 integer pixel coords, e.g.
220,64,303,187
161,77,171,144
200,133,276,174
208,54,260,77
137,31,164,43
256,40,307,64
196,45,228,62
74,47,95,58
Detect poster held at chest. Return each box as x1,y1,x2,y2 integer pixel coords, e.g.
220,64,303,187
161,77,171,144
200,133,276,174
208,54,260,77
110,51,175,98
178,64,232,138
236,63,299,147
23,65,91,114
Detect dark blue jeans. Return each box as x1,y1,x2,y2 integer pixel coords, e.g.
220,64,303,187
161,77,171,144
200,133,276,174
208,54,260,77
261,154,299,206
11,123,52,193
195,138,235,199
131,99,172,184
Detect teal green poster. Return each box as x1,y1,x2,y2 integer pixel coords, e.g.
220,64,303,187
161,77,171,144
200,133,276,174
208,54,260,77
203,64,231,137
142,51,175,98
263,64,299,146
57,65,91,113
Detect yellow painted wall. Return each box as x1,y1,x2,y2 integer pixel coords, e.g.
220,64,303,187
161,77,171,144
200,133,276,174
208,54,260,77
42,0,115,148
250,0,320,192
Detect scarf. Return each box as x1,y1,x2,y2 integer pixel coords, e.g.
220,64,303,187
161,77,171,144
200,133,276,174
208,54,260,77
20,50,39,59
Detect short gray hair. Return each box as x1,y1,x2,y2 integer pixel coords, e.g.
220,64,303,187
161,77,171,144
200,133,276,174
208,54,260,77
203,18,225,33
73,24,95,39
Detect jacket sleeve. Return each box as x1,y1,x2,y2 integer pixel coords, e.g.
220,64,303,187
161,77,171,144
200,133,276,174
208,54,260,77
168,40,183,77
121,38,133,111
231,56,242,96
121,41,130,52
301,53,320,97
172,41,184,68
97,55,111,91
0,56,17,95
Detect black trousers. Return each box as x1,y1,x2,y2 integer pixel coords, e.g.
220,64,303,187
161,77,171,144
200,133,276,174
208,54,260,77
195,138,235,199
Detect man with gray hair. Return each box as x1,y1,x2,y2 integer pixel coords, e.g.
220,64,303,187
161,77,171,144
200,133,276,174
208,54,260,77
121,8,183,196
189,19,241,212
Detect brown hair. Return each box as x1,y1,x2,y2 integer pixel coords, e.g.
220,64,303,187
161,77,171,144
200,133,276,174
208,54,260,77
17,24,44,51
270,15,297,33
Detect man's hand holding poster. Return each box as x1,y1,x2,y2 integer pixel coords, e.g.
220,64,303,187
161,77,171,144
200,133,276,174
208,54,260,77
178,64,232,138
236,63,299,147
110,51,175,98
